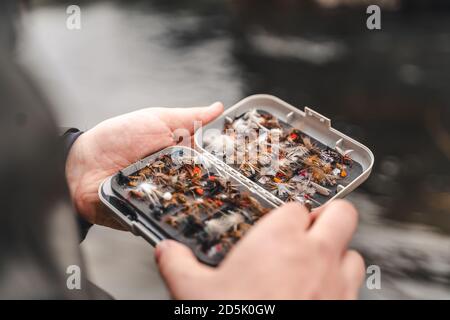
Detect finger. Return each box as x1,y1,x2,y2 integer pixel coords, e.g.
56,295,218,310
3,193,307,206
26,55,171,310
340,250,365,299
258,202,312,233
308,203,327,226
308,199,358,254
158,102,224,134
308,199,345,227
155,240,213,298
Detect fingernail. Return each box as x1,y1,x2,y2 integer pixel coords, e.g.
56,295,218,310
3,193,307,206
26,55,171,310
210,101,222,108
155,240,169,263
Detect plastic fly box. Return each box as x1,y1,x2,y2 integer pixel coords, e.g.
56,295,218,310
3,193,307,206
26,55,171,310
99,94,374,266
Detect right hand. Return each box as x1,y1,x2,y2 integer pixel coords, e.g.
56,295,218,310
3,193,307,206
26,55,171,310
155,199,365,299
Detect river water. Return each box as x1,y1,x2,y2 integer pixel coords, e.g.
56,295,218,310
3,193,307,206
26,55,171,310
19,0,450,299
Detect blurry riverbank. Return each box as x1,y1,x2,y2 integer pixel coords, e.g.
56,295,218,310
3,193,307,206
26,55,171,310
19,0,450,299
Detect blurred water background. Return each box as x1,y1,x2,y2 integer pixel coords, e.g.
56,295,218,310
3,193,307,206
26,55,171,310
18,0,450,299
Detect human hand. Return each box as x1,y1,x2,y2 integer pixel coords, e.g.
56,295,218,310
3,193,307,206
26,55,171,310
65,102,224,229
155,199,365,299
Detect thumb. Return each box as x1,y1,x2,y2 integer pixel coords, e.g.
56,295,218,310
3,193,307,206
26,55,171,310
157,102,224,134
155,240,214,298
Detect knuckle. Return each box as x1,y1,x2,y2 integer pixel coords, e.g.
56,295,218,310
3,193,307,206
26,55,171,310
280,202,307,216
283,202,311,225
333,199,358,223
351,251,366,277
291,201,311,215
313,237,334,257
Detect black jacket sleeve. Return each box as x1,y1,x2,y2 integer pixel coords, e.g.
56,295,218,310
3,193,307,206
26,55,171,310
61,128,93,242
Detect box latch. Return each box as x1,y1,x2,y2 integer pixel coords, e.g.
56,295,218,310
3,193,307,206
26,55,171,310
304,107,331,128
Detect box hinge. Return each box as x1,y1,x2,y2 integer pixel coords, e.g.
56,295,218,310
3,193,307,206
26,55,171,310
202,153,282,207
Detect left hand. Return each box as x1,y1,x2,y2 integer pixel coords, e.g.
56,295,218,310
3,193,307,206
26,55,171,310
65,102,224,229
155,200,364,299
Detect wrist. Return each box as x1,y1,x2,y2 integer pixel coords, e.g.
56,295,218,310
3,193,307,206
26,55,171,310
65,133,89,219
